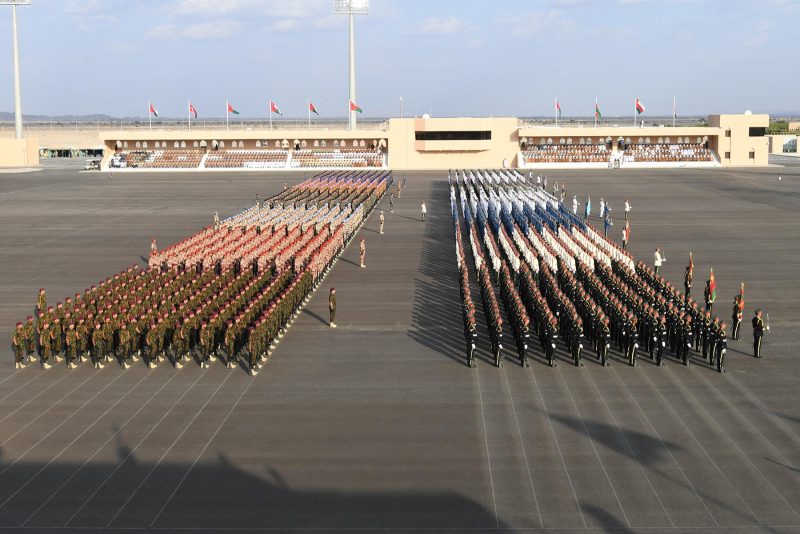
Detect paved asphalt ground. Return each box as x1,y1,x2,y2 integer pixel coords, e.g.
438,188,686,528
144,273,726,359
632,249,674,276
0,159,799,533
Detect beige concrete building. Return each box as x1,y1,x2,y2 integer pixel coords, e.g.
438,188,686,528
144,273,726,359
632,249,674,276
0,138,39,168
85,112,771,171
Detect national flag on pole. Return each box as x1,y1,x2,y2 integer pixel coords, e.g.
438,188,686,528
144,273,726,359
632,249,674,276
688,251,694,274
635,98,646,114
149,102,158,117
309,101,319,115
270,101,282,116
189,102,198,118
709,268,717,300
227,102,240,115
595,102,601,121
555,99,562,117
623,221,631,242
349,100,363,113
672,97,677,120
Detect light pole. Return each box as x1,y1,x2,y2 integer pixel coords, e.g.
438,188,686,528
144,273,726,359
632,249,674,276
333,0,368,131
2,0,29,139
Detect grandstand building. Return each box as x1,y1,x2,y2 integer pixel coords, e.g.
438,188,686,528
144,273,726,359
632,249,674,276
98,112,768,171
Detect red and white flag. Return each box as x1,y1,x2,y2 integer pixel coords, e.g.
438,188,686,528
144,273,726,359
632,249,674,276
149,102,158,117
635,98,645,114
189,102,198,118
270,101,282,116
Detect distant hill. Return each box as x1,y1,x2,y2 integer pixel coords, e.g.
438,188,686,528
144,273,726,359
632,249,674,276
0,111,119,122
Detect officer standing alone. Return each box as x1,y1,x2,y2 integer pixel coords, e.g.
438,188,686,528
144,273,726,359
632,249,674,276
329,288,337,328
752,309,768,358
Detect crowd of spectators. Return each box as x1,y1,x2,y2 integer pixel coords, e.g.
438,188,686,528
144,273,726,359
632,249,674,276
523,144,609,164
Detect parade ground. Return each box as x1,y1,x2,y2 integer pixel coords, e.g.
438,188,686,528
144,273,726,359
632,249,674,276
1,161,799,533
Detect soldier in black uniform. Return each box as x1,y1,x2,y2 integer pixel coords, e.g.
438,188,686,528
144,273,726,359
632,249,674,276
597,317,611,366
752,309,767,358
655,315,667,367
570,316,584,367
731,292,744,340
543,316,558,367
716,321,728,373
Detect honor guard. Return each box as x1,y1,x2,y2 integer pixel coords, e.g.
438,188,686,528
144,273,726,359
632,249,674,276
752,309,767,358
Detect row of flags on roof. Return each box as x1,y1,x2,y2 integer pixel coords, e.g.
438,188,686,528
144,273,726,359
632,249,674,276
147,100,363,118
552,97,680,121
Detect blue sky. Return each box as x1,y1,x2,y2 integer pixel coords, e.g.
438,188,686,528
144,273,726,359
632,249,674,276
0,0,797,118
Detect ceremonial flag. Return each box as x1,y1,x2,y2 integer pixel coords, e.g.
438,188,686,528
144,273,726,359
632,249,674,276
189,102,198,118
349,100,363,113
709,268,717,300
555,98,562,117
309,101,319,115
227,102,240,114
672,96,677,120
270,101,282,116
595,101,601,121
149,102,158,117
688,251,694,273
635,98,646,114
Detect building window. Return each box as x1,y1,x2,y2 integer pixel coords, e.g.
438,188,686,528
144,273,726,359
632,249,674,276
333,140,340,148
414,130,492,141
255,140,262,148
313,140,319,147
142,141,148,148
749,127,766,137
123,141,129,148
724,152,731,159
749,151,755,159
725,129,731,138
174,141,180,148
645,137,651,144
657,137,664,144
321,140,327,147
135,141,141,148
664,137,670,144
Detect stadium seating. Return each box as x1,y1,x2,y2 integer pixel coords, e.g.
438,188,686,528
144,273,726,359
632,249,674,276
622,143,713,163
204,149,289,169
291,149,384,168
522,144,609,163
109,150,203,169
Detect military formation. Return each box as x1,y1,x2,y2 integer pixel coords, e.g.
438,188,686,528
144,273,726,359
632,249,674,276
11,171,389,374
450,169,769,372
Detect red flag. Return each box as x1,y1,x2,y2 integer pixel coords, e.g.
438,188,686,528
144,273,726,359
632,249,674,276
270,101,282,116
226,102,240,114
309,101,319,115
189,102,198,118
149,102,158,117
709,268,716,300
635,98,645,114
349,100,363,113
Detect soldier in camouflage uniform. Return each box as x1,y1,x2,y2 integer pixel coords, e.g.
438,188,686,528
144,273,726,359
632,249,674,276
13,322,26,369
65,323,78,369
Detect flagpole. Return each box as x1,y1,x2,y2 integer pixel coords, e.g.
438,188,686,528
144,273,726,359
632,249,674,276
188,100,191,132
672,96,676,128
594,97,597,128
554,97,558,127
269,101,273,131
148,101,152,132
308,98,311,128
226,101,229,131
633,98,636,127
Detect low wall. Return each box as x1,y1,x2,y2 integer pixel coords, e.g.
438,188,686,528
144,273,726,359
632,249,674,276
0,138,39,168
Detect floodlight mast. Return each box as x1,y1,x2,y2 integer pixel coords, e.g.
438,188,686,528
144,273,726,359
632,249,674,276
1,0,29,139
333,0,368,131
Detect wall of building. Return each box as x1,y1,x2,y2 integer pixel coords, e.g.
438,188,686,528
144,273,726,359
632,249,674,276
767,134,798,154
708,114,769,166
0,138,39,167
386,117,520,169
98,113,770,170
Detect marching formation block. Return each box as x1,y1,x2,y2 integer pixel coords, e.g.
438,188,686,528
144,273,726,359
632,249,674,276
12,170,391,374
450,169,735,372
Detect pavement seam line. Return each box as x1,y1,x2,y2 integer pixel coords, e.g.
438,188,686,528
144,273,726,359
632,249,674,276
64,368,209,527
149,376,257,527
105,370,236,527
0,370,151,511
501,366,543,528
610,365,719,527
526,366,587,528
21,370,181,527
